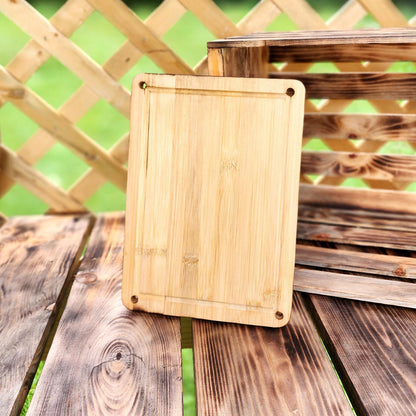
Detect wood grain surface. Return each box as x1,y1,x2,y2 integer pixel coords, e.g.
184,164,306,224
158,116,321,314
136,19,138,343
192,292,353,415
309,295,416,415
303,113,416,142
299,184,416,215
208,28,416,62
296,245,416,279
297,221,416,250
301,151,416,181
270,72,416,100
295,268,416,309
123,74,304,327
298,205,416,232
28,213,183,416
0,215,92,416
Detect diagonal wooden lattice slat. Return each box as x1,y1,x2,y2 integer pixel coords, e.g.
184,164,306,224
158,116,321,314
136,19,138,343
0,0,416,215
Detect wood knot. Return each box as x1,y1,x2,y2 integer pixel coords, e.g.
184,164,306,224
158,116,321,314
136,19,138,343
9,88,25,99
311,233,330,240
183,255,198,267
76,272,98,284
394,265,406,277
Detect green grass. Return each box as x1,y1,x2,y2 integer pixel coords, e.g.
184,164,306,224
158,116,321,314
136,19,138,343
2,1,416,415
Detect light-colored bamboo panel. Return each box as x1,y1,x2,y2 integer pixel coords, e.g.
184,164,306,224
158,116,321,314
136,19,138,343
123,74,305,327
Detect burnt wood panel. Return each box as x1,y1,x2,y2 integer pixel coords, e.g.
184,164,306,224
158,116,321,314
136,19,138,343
301,151,416,181
295,268,416,309
303,113,416,141
193,292,353,416
208,28,416,48
309,295,416,415
269,43,416,63
0,215,92,416
299,184,416,215
27,213,183,416
297,221,416,250
296,245,416,279
298,205,416,232
270,72,416,100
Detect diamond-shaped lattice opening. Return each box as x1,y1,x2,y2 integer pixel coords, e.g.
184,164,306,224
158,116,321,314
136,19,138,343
25,56,82,108
392,1,416,19
307,62,339,73
266,12,298,31
303,138,331,151
76,99,129,150
134,2,164,20
0,13,30,64
0,184,48,216
405,182,416,192
342,101,378,114
354,12,381,29
120,55,163,90
218,0,259,23
377,141,416,155
341,178,370,189
35,143,89,189
387,61,416,73
70,10,127,65
85,182,126,213
304,174,320,184
308,0,348,20
0,103,38,151
162,11,214,68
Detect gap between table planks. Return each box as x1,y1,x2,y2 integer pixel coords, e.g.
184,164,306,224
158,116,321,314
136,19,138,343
0,215,93,416
27,213,183,416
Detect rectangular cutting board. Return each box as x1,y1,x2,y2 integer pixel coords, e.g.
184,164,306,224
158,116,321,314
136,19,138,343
122,74,305,327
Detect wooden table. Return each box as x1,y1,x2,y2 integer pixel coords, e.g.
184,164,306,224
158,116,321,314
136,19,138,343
1,209,416,415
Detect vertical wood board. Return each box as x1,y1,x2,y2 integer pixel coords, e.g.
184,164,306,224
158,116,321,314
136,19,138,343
309,295,416,416
123,74,305,327
27,213,183,416
0,215,92,416
192,292,353,415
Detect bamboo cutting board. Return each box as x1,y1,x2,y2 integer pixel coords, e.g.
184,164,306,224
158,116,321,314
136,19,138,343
123,74,305,327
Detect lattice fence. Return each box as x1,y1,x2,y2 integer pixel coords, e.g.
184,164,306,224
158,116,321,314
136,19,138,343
0,0,415,215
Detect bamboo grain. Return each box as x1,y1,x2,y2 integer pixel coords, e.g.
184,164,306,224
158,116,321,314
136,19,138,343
123,74,305,327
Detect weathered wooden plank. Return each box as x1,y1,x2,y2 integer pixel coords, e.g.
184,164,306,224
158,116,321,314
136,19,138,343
209,28,416,47
295,268,416,308
299,184,416,215
296,245,416,279
0,215,92,416
303,113,416,141
297,221,416,250
193,292,353,415
309,295,416,415
298,205,416,232
28,213,183,416
301,151,416,181
270,72,416,99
